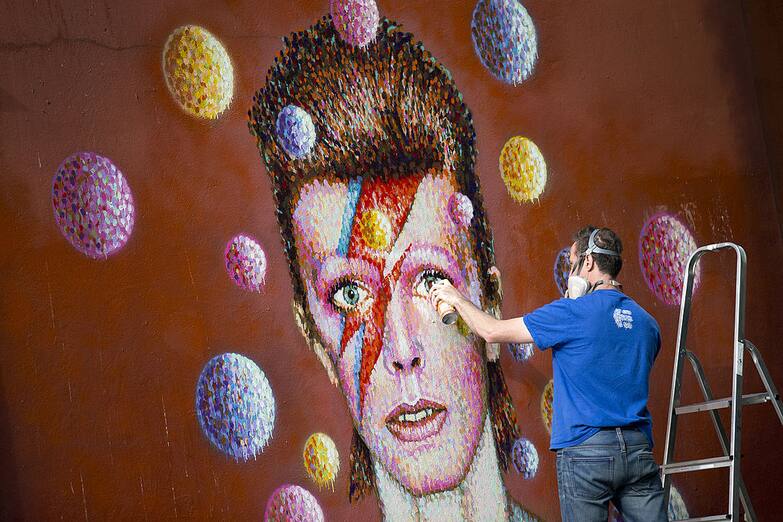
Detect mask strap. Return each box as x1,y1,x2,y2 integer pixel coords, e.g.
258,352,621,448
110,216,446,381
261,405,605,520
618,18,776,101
585,229,620,257
571,254,586,276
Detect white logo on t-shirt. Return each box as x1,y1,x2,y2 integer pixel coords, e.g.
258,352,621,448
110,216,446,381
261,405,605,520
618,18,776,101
613,308,634,329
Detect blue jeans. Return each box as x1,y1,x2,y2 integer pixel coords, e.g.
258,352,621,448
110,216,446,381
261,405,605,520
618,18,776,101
556,428,667,522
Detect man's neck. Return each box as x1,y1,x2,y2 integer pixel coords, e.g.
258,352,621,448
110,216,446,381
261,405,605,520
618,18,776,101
373,415,509,521
591,274,621,291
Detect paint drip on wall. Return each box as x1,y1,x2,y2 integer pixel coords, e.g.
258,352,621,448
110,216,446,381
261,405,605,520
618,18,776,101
471,0,538,84
162,25,234,119
52,152,135,259
195,353,275,461
639,212,700,306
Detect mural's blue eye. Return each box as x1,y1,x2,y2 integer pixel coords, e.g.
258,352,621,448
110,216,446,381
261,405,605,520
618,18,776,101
330,280,370,312
415,269,451,297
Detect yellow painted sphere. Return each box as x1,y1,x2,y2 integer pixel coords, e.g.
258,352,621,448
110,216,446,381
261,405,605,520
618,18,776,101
162,25,234,119
499,136,547,202
303,432,340,490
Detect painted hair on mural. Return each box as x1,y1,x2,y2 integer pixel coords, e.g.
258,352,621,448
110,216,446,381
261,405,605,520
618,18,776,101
248,16,517,500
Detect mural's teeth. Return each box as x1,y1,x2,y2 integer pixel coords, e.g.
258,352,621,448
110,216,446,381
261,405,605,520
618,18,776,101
397,408,439,423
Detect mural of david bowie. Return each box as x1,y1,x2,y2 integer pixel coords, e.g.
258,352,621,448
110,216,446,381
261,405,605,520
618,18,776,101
248,16,542,522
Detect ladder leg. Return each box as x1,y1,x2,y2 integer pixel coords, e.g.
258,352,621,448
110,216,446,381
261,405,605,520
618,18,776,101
662,248,701,510
743,340,783,424
728,245,747,522
685,351,758,521
661,345,686,508
728,339,743,521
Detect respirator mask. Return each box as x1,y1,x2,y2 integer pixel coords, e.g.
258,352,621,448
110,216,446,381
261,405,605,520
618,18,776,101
565,228,621,299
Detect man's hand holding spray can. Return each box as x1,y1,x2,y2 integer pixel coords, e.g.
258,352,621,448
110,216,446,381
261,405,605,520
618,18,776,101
428,280,459,325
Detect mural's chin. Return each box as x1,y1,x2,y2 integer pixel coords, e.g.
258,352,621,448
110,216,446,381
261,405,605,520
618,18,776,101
372,409,481,497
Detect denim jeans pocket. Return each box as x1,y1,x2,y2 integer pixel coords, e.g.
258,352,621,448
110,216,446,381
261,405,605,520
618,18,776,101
629,451,662,494
566,455,614,500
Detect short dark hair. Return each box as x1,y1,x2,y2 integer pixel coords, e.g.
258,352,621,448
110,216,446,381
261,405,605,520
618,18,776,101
574,226,623,278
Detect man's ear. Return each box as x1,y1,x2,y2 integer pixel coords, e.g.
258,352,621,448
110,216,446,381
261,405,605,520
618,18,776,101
584,253,595,272
485,266,503,362
292,300,340,387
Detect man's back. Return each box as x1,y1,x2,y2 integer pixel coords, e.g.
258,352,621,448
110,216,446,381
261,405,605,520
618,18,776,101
523,289,661,449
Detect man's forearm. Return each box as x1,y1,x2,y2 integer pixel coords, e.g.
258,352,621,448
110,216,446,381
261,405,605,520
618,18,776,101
429,280,534,344
452,296,498,342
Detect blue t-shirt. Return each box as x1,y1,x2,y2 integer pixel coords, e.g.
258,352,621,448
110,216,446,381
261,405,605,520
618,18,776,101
523,289,660,450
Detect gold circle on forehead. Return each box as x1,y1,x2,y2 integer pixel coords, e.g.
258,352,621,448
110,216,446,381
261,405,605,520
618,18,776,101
303,432,340,490
499,136,547,203
162,25,234,119
358,209,392,251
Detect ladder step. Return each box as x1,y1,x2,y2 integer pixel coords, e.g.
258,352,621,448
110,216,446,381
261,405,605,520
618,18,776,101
675,392,771,415
673,515,731,522
662,456,732,474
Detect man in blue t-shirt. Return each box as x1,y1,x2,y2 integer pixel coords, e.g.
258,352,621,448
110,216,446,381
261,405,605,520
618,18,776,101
430,226,667,522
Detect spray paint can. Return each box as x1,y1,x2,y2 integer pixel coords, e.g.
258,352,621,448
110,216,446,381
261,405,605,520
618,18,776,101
436,300,458,325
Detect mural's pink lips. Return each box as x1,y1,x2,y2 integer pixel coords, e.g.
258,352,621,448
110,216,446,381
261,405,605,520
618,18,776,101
385,399,447,442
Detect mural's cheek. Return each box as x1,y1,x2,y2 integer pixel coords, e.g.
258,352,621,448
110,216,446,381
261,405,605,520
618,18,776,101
305,279,343,361
336,324,365,422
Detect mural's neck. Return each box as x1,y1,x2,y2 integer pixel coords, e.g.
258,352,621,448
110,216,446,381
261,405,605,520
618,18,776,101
373,415,509,522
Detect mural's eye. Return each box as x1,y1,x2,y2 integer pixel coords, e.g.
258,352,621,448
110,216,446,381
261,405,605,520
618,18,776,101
330,280,371,313
414,269,451,297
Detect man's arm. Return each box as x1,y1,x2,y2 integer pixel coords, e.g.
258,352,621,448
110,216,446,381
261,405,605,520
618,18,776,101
429,281,534,344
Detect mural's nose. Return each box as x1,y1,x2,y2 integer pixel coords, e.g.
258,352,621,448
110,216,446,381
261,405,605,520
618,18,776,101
390,354,423,373
382,296,426,375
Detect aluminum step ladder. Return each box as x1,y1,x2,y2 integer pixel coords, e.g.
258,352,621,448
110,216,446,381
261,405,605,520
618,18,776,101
661,242,783,522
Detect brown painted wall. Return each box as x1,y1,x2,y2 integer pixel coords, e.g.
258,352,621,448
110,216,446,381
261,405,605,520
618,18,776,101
1,1,781,520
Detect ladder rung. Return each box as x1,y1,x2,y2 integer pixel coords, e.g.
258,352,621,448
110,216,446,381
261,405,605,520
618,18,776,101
673,515,731,522
662,456,732,474
675,392,771,415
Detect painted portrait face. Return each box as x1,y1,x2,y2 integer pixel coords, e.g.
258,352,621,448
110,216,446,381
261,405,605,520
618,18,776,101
291,170,488,495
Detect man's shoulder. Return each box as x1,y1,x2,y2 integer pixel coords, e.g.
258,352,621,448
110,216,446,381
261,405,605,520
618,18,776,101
615,295,660,334
624,295,657,321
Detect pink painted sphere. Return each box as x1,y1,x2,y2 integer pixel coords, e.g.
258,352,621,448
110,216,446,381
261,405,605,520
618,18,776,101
225,234,267,292
51,152,135,259
639,213,700,306
329,0,380,47
264,484,324,522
